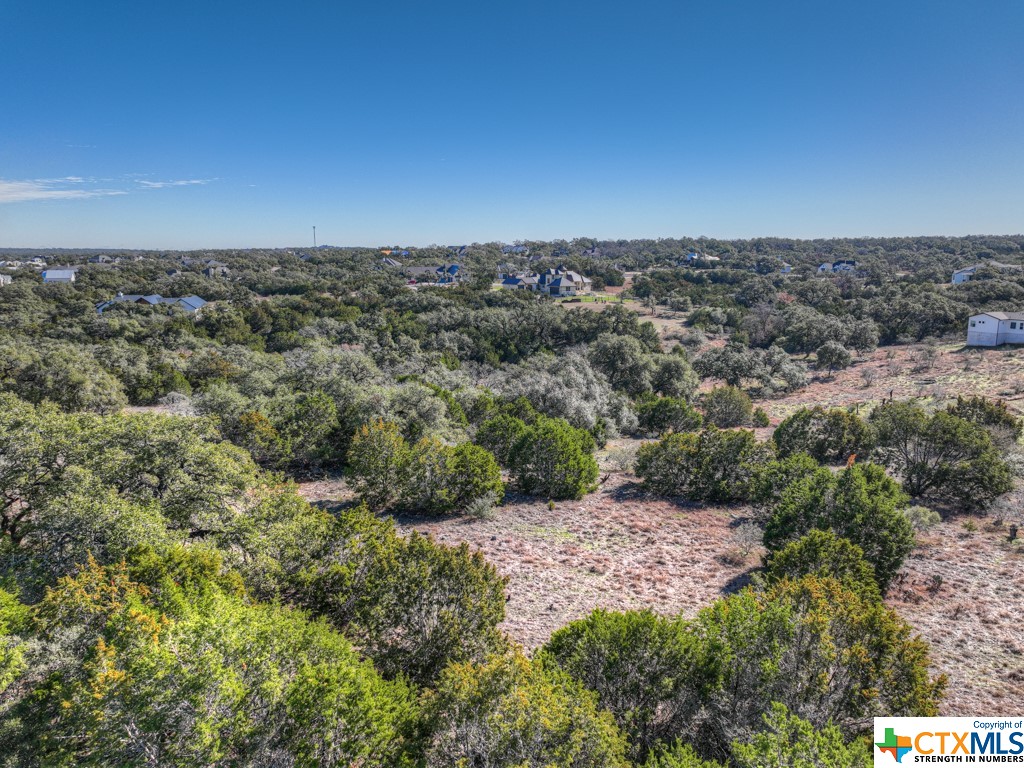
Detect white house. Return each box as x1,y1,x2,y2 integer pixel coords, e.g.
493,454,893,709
42,269,76,283
952,262,1023,285
966,311,1024,346
675,252,721,267
0,275,12,286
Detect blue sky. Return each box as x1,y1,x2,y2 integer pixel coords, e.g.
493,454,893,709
1,0,1022,248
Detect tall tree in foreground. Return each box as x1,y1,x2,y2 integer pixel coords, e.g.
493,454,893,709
544,609,712,761
419,649,629,768
691,576,944,760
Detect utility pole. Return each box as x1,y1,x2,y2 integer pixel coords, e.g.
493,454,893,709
313,226,317,247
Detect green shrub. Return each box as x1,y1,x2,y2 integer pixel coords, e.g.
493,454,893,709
870,401,1013,511
903,505,941,533
476,413,529,465
731,703,872,768
636,396,703,437
773,406,873,464
635,427,772,503
763,463,914,593
764,529,881,600
544,609,711,761
420,650,629,768
509,416,599,500
748,453,821,511
701,386,753,428
947,395,1023,443
346,420,412,511
691,576,945,755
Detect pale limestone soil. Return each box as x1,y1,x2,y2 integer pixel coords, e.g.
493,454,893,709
388,474,756,649
886,504,1024,715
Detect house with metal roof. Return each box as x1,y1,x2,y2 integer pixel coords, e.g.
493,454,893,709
42,269,76,283
817,259,857,274
967,311,1024,346
96,293,208,314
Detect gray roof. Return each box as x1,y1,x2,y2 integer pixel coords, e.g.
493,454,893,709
97,294,207,313
956,262,1022,274
42,269,76,279
172,295,207,312
976,311,1024,321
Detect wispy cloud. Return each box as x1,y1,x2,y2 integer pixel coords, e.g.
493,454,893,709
136,178,213,189
0,175,216,203
0,178,127,203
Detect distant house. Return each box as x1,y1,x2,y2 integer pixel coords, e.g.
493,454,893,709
967,311,1024,347
406,266,440,280
203,265,229,278
502,245,530,255
952,262,1023,285
404,264,466,285
779,262,793,274
96,293,208,314
437,264,463,284
169,296,207,312
503,266,590,296
380,257,402,268
0,275,11,286
817,260,857,275
42,269,76,283
88,254,113,264
675,252,721,267
500,275,540,291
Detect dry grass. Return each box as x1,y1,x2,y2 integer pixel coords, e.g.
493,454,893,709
293,339,1024,716
371,474,1024,715
887,511,1024,714
758,342,1024,424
